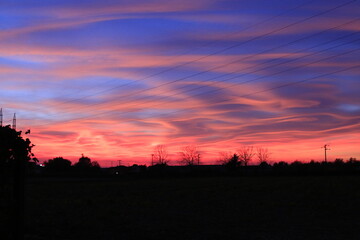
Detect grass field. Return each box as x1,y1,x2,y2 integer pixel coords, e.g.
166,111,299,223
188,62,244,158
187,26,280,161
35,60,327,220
2,176,360,239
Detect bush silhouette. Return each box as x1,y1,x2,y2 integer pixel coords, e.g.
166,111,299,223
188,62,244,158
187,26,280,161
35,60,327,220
44,157,72,172
74,154,100,173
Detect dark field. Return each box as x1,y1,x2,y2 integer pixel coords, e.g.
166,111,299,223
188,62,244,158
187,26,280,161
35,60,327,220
3,176,360,239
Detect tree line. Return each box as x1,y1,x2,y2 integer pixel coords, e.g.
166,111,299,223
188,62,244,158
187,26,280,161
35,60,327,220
42,155,100,174
151,144,270,166
1,125,359,177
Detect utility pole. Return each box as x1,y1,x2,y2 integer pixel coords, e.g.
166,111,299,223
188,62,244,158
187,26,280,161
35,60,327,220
12,113,16,130
151,154,154,166
0,108,3,127
322,144,330,162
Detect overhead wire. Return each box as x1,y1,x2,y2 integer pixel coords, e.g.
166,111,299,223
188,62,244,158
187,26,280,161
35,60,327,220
29,44,360,127
28,0,315,110
24,18,360,123
32,0,356,112
13,1,354,131
55,20,359,114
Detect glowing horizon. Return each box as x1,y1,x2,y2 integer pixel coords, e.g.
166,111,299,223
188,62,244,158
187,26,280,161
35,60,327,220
1,0,359,167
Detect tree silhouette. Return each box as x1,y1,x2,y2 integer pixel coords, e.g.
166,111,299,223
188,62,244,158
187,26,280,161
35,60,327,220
152,145,169,165
44,157,72,172
227,153,241,169
91,161,101,168
256,147,271,164
74,154,100,170
179,145,201,166
75,154,91,168
237,146,255,166
0,125,36,240
334,158,344,165
218,151,232,165
0,125,37,171
273,161,289,170
218,152,241,169
347,157,360,168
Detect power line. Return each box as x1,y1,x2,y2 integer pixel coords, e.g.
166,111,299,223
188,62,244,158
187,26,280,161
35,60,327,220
24,63,358,165
25,12,360,121
31,32,360,123
110,50,358,119
79,31,359,115
56,18,359,114
29,0,315,108
31,0,356,112
153,64,359,144
29,47,359,127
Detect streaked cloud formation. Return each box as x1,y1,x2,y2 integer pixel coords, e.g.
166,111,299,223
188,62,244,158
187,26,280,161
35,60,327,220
1,0,359,165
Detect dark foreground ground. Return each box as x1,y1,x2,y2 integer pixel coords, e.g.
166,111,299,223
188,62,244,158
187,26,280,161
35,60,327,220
2,175,360,240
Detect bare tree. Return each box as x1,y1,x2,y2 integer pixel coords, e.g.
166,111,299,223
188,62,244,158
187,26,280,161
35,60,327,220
218,151,233,165
179,145,201,166
256,147,271,163
237,146,255,166
153,145,169,165
219,152,240,169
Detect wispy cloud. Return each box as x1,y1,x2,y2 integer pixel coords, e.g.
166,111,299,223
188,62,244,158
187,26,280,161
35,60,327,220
1,0,359,165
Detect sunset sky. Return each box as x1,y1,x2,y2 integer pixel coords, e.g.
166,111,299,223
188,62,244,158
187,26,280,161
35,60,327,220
1,0,359,166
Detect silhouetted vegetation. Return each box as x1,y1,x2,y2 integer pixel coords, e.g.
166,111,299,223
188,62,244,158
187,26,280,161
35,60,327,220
256,147,271,163
0,125,37,240
0,126,357,178
73,154,101,175
223,153,241,170
44,157,72,173
40,155,102,177
152,144,169,166
237,145,255,166
23,156,360,178
179,145,201,166
0,125,37,173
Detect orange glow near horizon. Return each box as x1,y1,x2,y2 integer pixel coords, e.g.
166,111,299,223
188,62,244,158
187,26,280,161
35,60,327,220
21,118,359,167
